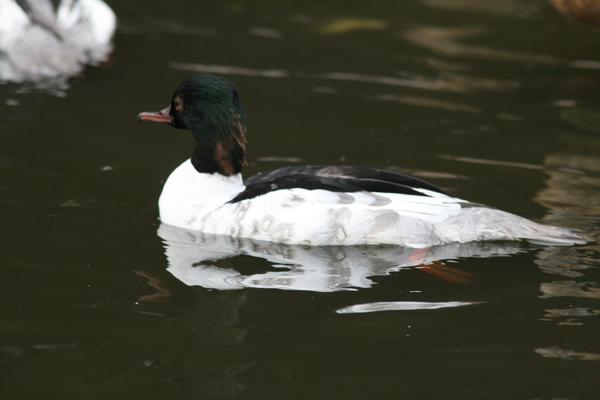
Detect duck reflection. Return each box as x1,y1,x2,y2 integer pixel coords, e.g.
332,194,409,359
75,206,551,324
158,224,524,293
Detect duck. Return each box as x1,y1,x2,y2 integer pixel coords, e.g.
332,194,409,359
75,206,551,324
0,0,116,83
138,73,585,248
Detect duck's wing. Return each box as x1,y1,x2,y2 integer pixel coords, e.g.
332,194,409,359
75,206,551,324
229,165,450,203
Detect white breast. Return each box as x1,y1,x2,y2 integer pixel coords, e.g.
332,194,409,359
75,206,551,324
158,160,245,228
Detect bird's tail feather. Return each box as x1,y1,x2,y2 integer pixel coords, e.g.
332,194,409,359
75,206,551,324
438,207,588,246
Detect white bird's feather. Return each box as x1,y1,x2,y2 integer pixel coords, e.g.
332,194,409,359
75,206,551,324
0,0,116,82
158,160,586,248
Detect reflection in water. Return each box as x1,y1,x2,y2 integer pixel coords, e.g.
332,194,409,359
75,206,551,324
176,289,248,345
169,62,290,78
133,261,252,398
535,346,600,361
536,153,600,221
119,20,217,36
158,224,524,293
134,270,171,302
248,26,283,39
372,93,481,113
187,361,254,400
534,153,600,261
169,62,506,94
569,59,600,70
541,307,600,326
310,71,464,92
540,281,600,299
336,301,480,314
533,152,600,330
440,154,543,170
163,287,250,398
534,247,591,278
423,0,539,18
559,108,600,135
256,156,304,163
391,167,468,181
319,18,388,34
552,0,600,25
403,26,558,64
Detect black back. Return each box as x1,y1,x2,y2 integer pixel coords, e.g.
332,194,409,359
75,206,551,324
229,165,449,203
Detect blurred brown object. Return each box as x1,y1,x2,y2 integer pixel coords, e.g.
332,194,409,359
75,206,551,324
551,0,600,25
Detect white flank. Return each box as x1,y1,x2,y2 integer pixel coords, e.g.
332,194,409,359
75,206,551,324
158,160,586,247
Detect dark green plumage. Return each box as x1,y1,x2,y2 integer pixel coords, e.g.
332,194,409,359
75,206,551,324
169,74,248,176
170,74,246,135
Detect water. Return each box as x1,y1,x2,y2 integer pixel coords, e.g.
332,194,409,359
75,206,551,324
1,0,600,398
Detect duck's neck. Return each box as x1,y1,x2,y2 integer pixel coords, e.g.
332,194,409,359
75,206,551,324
190,119,247,176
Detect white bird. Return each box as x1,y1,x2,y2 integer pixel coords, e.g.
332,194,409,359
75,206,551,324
0,0,116,83
138,74,586,248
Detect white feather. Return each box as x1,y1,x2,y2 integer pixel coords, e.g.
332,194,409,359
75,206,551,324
0,0,29,40
159,160,586,247
0,0,116,82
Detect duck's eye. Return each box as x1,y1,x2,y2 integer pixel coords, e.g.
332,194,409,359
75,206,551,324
173,95,184,113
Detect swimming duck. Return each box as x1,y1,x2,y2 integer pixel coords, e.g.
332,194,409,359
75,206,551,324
0,0,116,82
138,74,584,248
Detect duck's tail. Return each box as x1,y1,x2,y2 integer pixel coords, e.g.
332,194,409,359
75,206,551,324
437,206,588,246
515,221,588,246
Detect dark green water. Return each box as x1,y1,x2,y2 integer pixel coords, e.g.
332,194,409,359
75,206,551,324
1,1,600,398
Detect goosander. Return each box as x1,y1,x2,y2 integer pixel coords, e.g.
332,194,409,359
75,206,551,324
138,74,585,248
0,0,116,83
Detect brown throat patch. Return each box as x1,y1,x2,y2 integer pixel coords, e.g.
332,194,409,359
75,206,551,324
215,141,237,176
213,115,248,175
192,112,248,176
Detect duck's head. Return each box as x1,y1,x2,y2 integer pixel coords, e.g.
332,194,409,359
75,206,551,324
138,73,248,176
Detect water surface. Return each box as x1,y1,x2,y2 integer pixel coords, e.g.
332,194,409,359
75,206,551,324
1,1,599,399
